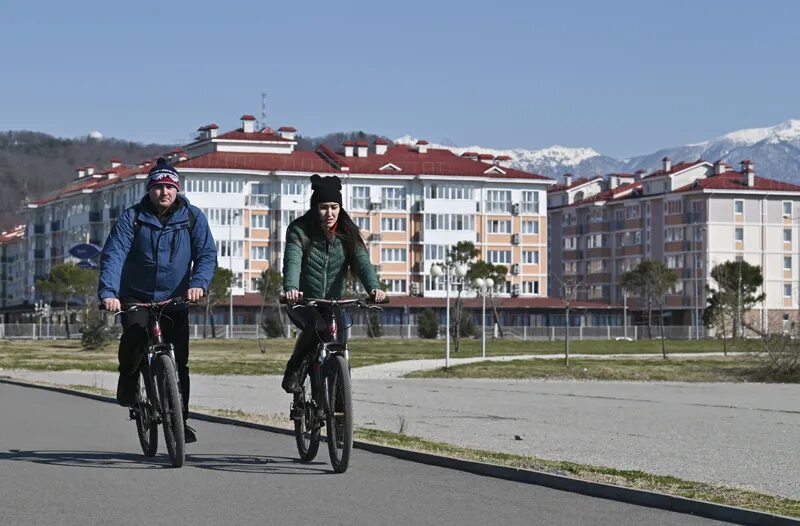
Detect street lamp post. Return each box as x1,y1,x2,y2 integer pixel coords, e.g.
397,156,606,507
474,277,494,358
229,210,240,338
430,261,467,368
694,226,707,340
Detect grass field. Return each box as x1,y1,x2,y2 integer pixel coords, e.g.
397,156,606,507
406,356,800,383
0,338,733,376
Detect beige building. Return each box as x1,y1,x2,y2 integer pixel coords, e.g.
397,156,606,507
548,158,800,331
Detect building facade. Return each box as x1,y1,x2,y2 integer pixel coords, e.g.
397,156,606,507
6,115,556,316
548,158,800,330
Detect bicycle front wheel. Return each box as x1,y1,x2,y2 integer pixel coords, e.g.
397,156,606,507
156,354,185,468
134,370,158,457
325,355,353,473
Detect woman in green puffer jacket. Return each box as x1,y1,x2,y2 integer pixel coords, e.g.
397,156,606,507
281,174,386,393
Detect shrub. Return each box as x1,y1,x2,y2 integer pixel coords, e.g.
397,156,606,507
417,308,439,339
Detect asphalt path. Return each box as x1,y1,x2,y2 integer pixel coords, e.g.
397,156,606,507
0,382,729,525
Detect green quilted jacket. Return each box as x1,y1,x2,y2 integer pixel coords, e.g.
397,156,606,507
282,219,381,299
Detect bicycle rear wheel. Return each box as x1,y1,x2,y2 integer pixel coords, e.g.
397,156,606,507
134,369,158,457
325,355,352,473
293,373,321,462
156,354,185,468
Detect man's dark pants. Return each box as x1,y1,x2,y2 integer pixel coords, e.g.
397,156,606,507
118,307,190,419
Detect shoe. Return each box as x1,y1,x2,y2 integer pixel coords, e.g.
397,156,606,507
282,372,301,394
184,425,197,444
116,374,136,407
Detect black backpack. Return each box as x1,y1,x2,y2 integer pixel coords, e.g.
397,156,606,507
132,203,196,238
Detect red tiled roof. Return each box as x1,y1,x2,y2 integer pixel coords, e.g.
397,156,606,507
462,151,478,157
374,138,389,145
198,124,219,131
416,140,429,145
548,176,604,193
495,155,512,161
355,141,369,147
642,160,706,179
216,129,294,142
177,151,339,174
343,140,355,146
240,114,256,121
674,171,800,193
179,145,551,180
570,181,643,207
278,126,297,132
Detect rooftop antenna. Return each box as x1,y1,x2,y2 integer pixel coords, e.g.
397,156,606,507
260,92,267,129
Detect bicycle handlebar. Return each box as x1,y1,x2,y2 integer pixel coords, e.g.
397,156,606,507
279,295,389,307
99,297,195,313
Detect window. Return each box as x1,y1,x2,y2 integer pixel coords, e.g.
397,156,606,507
734,200,744,215
587,234,605,248
488,250,511,264
666,200,683,214
354,216,370,231
381,217,406,231
381,248,406,262
625,205,641,219
487,220,511,233
282,181,307,195
382,187,406,210
382,279,407,293
351,186,370,210
785,284,792,298
424,214,474,230
215,240,243,257
425,185,473,200
784,201,792,218
251,214,269,229
425,245,449,261
486,190,511,213
282,210,301,225
785,256,792,270
521,191,539,214
735,228,744,242
250,246,268,260
522,250,539,264
784,228,792,243
521,281,540,295
521,220,539,234
202,208,243,226
563,237,577,250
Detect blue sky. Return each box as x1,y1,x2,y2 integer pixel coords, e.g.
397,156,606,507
1,0,798,158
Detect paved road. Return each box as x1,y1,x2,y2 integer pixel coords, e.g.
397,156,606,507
7,368,798,500
0,383,727,525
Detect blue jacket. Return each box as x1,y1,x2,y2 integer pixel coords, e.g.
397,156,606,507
98,195,217,302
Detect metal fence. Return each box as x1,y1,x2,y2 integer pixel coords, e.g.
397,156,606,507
0,323,711,341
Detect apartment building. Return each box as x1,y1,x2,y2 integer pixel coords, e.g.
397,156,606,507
548,158,800,329
0,225,25,314
9,115,554,311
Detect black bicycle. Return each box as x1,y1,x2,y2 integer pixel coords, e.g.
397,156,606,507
282,296,387,473
111,298,188,468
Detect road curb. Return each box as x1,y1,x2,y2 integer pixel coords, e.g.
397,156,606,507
1,376,796,526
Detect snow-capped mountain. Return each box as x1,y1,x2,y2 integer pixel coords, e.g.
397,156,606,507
395,119,800,183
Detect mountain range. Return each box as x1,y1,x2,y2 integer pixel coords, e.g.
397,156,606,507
396,119,800,183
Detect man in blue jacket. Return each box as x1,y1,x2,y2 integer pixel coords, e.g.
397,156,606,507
98,158,217,443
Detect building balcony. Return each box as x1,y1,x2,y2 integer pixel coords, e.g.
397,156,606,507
587,222,610,233
587,247,611,258
246,195,272,208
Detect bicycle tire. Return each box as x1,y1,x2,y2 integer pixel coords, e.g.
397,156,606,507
325,354,353,473
294,373,321,462
134,369,158,457
156,354,185,468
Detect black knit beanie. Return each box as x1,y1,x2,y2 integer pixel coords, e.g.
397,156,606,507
309,174,342,206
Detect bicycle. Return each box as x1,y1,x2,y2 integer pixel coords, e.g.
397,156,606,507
282,296,387,473
108,297,189,468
